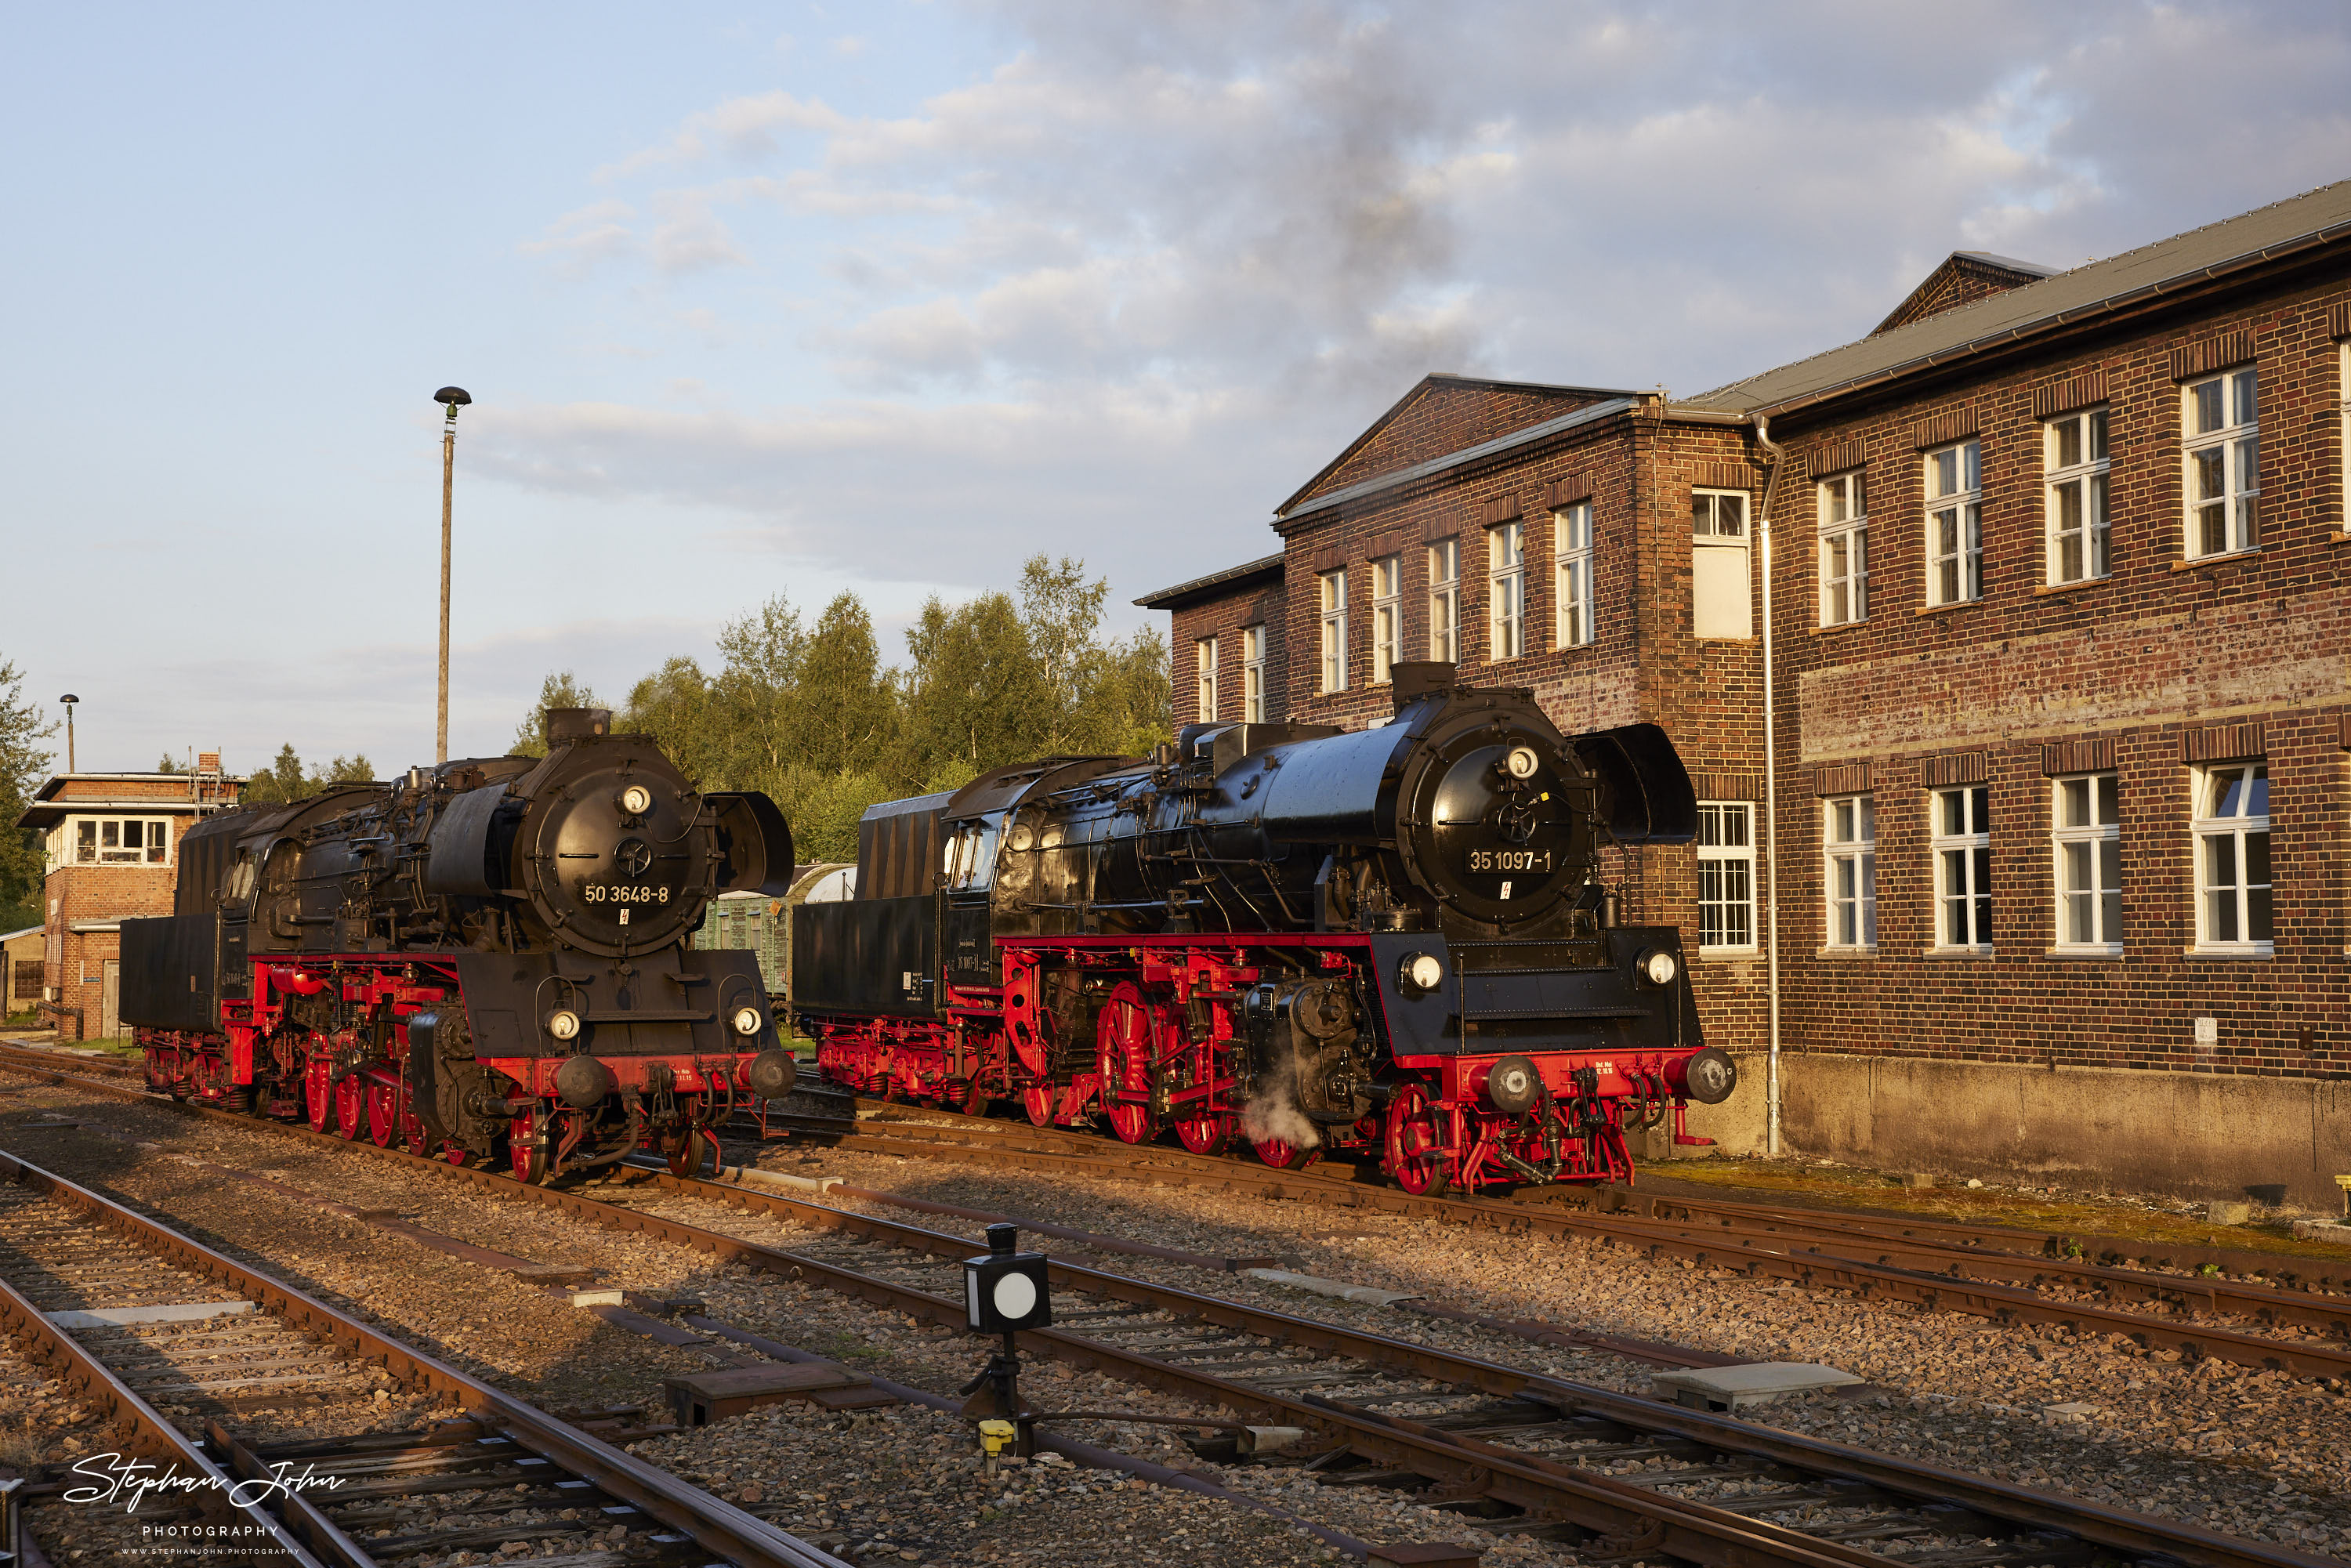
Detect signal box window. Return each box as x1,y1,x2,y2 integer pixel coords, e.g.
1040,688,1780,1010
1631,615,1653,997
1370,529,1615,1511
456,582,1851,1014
1427,539,1459,663
2183,367,2258,559
1241,625,1266,722
1696,802,1756,952
1195,637,1218,722
2052,772,2121,953
1925,440,1982,606
1823,794,1875,949
1817,470,1867,626
1488,523,1524,661
2046,407,2110,583
1317,569,1348,693
1371,555,1402,684
1690,490,1750,639
2193,763,2271,954
1930,785,1991,950
71,818,172,867
1556,502,1596,647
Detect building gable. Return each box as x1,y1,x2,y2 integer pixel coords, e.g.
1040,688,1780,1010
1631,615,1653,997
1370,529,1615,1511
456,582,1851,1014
1277,374,1624,516
1871,251,2057,337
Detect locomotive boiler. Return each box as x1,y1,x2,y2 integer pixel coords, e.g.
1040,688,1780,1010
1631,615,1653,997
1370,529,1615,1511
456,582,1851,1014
118,709,799,1181
795,664,1737,1193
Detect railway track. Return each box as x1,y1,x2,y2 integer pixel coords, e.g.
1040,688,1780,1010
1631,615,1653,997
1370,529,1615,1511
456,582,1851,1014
0,1142,846,1566
0,1049,2338,1568
735,1093,2351,1377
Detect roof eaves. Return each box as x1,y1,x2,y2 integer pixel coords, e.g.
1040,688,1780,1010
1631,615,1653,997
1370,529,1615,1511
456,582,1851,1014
1275,397,1641,528
1133,552,1288,610
1694,213,2351,421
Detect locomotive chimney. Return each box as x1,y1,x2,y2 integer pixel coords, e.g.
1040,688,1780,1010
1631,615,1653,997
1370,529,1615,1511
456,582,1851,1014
545,708,614,747
1388,661,1456,712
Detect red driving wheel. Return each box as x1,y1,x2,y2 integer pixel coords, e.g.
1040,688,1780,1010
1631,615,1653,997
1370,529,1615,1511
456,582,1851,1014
332,1074,366,1139
1095,982,1161,1146
1022,1083,1060,1127
367,1081,398,1147
1384,1081,1451,1197
303,1053,332,1132
1252,1135,1317,1171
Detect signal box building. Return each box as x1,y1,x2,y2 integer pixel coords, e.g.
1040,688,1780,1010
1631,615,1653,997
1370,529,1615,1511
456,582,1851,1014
16,759,240,1040
1139,181,2351,1204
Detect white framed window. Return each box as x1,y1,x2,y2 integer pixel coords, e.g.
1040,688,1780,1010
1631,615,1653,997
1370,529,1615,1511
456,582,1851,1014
1427,539,1459,663
1823,794,1876,949
1930,785,1991,950
2045,407,2110,583
1241,625,1266,722
60,817,175,869
1696,802,1756,951
2183,366,2258,559
1317,569,1348,694
1925,440,1982,606
1817,471,1868,625
1555,502,1596,648
1371,555,1402,684
1488,523,1524,660
2192,762,2271,954
1690,490,1751,639
1195,637,1218,723
2052,772,2121,953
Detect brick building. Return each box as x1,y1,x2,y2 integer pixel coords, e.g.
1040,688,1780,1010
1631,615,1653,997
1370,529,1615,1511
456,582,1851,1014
16,761,241,1040
1136,181,2351,1203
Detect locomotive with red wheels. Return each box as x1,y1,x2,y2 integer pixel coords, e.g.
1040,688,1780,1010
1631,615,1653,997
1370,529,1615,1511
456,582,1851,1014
795,663,1737,1194
118,708,802,1182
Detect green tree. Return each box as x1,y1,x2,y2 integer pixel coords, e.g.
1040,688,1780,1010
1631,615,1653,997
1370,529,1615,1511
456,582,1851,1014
511,670,605,758
240,746,375,806
0,661,57,933
622,657,719,782
896,589,1055,788
154,751,187,774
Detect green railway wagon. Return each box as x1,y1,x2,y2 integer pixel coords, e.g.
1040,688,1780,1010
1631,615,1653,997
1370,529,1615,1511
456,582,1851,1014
689,864,855,1023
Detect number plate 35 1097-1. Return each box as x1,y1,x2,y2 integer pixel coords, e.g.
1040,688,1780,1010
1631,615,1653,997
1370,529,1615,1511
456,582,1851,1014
1466,849,1552,874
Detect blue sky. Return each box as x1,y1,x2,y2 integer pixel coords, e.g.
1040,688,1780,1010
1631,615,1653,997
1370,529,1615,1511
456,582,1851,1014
5,2,2348,775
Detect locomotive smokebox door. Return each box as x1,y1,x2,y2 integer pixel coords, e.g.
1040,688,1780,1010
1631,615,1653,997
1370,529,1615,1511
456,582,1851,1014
964,1221,1051,1333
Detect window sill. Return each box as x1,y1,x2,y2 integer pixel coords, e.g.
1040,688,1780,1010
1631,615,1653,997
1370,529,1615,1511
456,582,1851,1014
1808,619,1868,636
2328,531,2351,547
2171,547,2262,572
1698,946,1759,958
2047,943,2123,960
2034,576,2110,597
2183,944,2274,959
1922,945,1994,958
1913,599,1980,618
1813,946,1878,959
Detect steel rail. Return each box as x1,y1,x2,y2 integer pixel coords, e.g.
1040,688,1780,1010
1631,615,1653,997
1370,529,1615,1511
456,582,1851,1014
0,1054,2334,1568
0,1259,329,1565
6,1049,2347,1376
752,1115,2351,1377
0,1148,847,1568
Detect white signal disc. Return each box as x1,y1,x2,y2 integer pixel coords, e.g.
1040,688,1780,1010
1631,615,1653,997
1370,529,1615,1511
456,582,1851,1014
991,1273,1038,1320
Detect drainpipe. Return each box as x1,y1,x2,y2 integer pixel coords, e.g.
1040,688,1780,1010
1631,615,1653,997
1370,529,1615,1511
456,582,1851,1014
1751,413,1786,1159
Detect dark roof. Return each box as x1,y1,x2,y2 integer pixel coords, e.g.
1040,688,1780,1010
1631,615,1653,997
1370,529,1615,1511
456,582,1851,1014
1691,179,2351,416
1135,552,1287,610
1871,251,2058,336
1275,372,1638,517
1277,396,1639,526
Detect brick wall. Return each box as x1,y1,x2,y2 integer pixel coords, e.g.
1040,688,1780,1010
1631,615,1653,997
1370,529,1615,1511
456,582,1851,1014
1166,572,1288,726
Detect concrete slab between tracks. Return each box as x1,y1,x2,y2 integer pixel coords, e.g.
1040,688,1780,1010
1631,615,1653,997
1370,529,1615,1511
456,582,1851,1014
50,1298,257,1327
1241,1268,1424,1306
1661,1049,2351,1208
1650,1360,1861,1411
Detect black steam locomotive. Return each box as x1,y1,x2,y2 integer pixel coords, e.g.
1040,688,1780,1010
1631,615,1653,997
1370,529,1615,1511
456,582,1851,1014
795,664,1736,1193
120,709,800,1181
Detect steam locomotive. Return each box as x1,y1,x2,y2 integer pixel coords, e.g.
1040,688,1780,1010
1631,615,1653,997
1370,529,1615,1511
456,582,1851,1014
119,709,800,1182
795,664,1736,1193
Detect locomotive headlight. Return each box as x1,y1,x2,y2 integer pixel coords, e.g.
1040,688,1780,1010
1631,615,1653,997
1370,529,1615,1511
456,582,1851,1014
547,1009,582,1041
1638,949,1679,987
730,1005,764,1037
1504,744,1541,780
618,784,654,817
1399,952,1444,994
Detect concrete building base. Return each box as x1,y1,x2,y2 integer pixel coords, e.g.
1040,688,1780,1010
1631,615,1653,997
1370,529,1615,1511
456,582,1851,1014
1659,1052,2351,1209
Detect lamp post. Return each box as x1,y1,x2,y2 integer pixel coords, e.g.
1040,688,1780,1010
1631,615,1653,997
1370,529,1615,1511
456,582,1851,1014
433,386,472,764
58,695,78,774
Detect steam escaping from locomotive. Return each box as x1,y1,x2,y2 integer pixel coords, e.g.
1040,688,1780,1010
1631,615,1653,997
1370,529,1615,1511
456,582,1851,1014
795,663,1736,1193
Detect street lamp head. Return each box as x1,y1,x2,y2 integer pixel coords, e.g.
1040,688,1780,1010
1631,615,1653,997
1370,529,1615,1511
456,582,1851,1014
434,386,472,407
59,693,78,706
